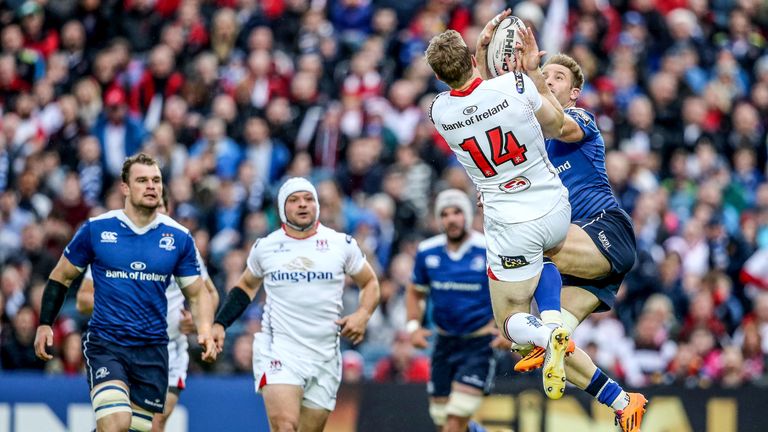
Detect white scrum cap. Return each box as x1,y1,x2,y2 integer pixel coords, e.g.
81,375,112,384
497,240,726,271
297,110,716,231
435,189,473,230
277,177,319,228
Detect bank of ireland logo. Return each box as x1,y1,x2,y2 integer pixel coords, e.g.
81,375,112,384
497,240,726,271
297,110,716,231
100,231,118,243
159,233,175,251
130,261,147,271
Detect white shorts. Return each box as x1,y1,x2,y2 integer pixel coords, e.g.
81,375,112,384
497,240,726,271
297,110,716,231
485,193,571,282
252,333,341,411
168,336,189,390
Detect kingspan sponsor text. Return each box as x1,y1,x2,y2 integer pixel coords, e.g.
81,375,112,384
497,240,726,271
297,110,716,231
269,270,334,283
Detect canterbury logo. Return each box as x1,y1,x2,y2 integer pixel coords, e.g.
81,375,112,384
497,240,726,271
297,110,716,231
100,231,117,243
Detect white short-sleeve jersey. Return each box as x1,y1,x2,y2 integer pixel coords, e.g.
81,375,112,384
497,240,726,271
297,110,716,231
166,248,209,340
431,72,567,223
247,224,367,361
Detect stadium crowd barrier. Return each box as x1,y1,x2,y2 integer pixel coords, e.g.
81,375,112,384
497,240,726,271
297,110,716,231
0,373,761,431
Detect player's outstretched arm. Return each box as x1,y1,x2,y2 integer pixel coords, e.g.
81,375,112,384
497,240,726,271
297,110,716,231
35,256,84,361
212,269,262,352
512,27,564,138
337,262,380,345
475,9,511,80
405,284,432,349
181,277,216,362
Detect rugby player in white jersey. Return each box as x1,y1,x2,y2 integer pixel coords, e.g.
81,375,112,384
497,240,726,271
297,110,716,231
425,13,573,399
76,190,220,432
211,177,380,432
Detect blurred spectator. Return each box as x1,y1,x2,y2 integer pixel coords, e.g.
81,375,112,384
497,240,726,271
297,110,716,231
92,87,147,178
372,331,429,384
0,305,45,370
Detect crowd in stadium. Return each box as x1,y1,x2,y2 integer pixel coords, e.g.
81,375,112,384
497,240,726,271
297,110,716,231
1,0,767,391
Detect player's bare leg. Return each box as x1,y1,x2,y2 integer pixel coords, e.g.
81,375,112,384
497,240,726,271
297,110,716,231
151,391,178,432
262,384,303,432
443,383,483,432
489,276,569,399
91,380,132,432
297,405,331,432
546,225,611,280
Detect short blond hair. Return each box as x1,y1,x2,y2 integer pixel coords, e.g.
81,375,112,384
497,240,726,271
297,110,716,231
425,30,473,89
544,54,585,90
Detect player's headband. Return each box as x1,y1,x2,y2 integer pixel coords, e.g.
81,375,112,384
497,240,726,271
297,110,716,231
435,189,473,230
277,177,319,231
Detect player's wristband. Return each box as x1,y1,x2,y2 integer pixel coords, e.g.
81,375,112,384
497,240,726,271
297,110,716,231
40,279,69,326
214,287,252,329
406,319,421,334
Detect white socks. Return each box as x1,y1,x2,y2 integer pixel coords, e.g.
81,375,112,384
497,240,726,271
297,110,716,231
504,313,553,347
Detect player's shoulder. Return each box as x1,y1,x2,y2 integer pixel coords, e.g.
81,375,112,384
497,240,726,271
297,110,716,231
468,231,486,249
565,107,596,124
484,72,530,96
155,214,192,235
429,91,449,123
417,234,447,253
87,209,122,225
318,224,358,246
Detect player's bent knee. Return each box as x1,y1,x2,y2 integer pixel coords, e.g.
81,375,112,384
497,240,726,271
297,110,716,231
429,402,448,426
130,407,153,432
269,415,299,432
445,392,483,418
562,309,581,334
91,384,132,420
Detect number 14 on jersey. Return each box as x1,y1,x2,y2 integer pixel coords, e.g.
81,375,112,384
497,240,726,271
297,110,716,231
459,126,528,178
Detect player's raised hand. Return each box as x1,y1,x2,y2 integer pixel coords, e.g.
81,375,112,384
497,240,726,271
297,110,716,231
511,26,546,74
336,309,370,345
198,331,217,363
34,325,54,361
179,309,196,335
409,328,432,349
478,9,511,48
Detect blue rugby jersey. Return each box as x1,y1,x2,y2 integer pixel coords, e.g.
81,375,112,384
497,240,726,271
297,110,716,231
65,210,200,346
412,232,493,335
546,107,619,220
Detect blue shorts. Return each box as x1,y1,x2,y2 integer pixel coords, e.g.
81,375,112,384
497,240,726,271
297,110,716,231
562,207,637,312
428,334,495,397
82,331,168,413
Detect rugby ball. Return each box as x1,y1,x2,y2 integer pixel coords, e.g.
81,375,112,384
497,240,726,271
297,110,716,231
486,16,526,78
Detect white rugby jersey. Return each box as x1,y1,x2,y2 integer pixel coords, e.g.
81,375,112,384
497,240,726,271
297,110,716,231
430,72,567,223
247,224,367,361
166,248,209,340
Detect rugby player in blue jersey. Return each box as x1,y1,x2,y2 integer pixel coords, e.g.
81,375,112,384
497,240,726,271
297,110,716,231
33,153,217,432
509,27,646,432
407,189,495,432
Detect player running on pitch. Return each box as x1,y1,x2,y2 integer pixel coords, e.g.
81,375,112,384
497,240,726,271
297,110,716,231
34,153,216,432
407,189,495,432
211,177,380,432
76,189,220,432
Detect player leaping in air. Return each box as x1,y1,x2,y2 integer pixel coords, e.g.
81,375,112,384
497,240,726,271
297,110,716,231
425,12,573,400
477,22,647,432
